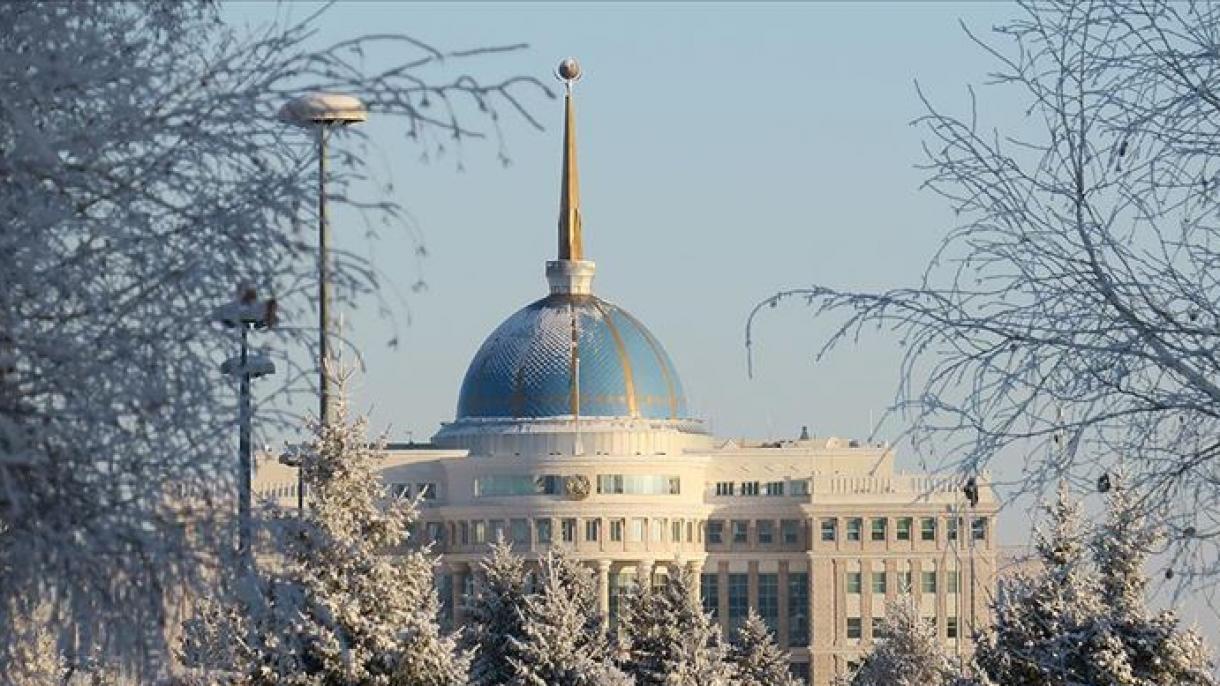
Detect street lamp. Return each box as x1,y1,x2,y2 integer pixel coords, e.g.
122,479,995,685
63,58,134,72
279,92,367,511
214,287,276,565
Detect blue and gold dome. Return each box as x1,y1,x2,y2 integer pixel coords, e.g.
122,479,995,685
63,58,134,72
452,58,692,424
456,293,688,420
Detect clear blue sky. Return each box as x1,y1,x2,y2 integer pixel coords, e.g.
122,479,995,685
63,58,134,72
226,0,1018,445
223,0,1219,642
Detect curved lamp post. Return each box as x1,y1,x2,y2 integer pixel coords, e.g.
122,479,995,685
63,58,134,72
278,93,367,511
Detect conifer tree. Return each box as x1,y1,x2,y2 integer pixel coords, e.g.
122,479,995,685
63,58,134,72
464,537,530,686
1085,481,1215,686
179,377,469,685
843,598,955,686
508,548,629,686
618,568,735,686
973,484,1101,686
729,609,799,686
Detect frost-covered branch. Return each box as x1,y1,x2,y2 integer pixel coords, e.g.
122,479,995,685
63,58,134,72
0,1,547,671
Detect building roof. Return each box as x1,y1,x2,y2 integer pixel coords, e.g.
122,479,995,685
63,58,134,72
455,292,689,420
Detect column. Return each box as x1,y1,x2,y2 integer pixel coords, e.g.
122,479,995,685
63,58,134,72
685,558,703,604
777,560,790,650
449,561,469,625
597,559,612,626
637,558,655,590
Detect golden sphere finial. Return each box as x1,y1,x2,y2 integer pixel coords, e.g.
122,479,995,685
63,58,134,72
557,57,582,83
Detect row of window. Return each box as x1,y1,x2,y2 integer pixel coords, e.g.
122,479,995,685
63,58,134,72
820,516,987,543
471,474,681,497
713,480,810,497
441,516,703,547
706,519,802,545
700,572,810,647
427,515,988,549
846,614,960,640
387,482,436,500
845,569,960,594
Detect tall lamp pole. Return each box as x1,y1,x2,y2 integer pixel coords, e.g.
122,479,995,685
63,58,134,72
214,287,277,565
278,93,367,510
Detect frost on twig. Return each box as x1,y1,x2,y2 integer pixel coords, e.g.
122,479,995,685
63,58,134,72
0,1,546,671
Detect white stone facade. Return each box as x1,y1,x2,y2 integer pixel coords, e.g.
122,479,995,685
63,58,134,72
254,420,997,685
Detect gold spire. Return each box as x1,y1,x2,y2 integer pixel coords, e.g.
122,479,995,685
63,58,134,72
557,58,583,261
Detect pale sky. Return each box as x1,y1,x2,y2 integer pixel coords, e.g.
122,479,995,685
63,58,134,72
223,1,1219,638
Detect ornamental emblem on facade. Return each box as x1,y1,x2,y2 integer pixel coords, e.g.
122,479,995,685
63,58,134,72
564,474,591,500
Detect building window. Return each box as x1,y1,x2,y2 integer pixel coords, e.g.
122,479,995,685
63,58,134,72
610,519,624,542
728,573,749,632
871,617,887,640
701,573,719,617
781,519,800,545
790,479,810,496
669,519,681,542
585,519,601,542
846,572,862,594
847,518,862,541
490,519,505,542
597,474,681,495
764,481,785,496
731,520,749,544
899,571,913,594
538,474,563,494
897,517,912,541
787,572,809,646
947,570,959,593
417,483,437,500
686,521,694,542
920,517,936,541
871,571,887,594
651,519,664,542
562,518,576,543
820,518,837,542
510,518,529,545
741,481,760,496
535,519,551,544
789,661,810,685
707,520,724,545
715,481,735,496
757,520,775,544
460,521,470,545
425,521,444,544
921,570,937,593
631,518,646,542
475,475,535,497
472,520,486,544
871,518,887,541
846,617,862,640
947,517,960,542
946,616,958,639
972,517,988,541
388,483,410,499
758,573,778,632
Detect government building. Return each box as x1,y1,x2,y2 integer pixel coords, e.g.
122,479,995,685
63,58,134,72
254,59,998,685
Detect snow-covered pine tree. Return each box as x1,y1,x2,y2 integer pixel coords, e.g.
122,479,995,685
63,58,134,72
3,611,64,686
508,548,629,686
1085,480,1216,685
618,567,736,686
843,598,955,686
464,537,531,686
973,484,1101,686
0,4,546,671
729,608,798,686
178,377,469,685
